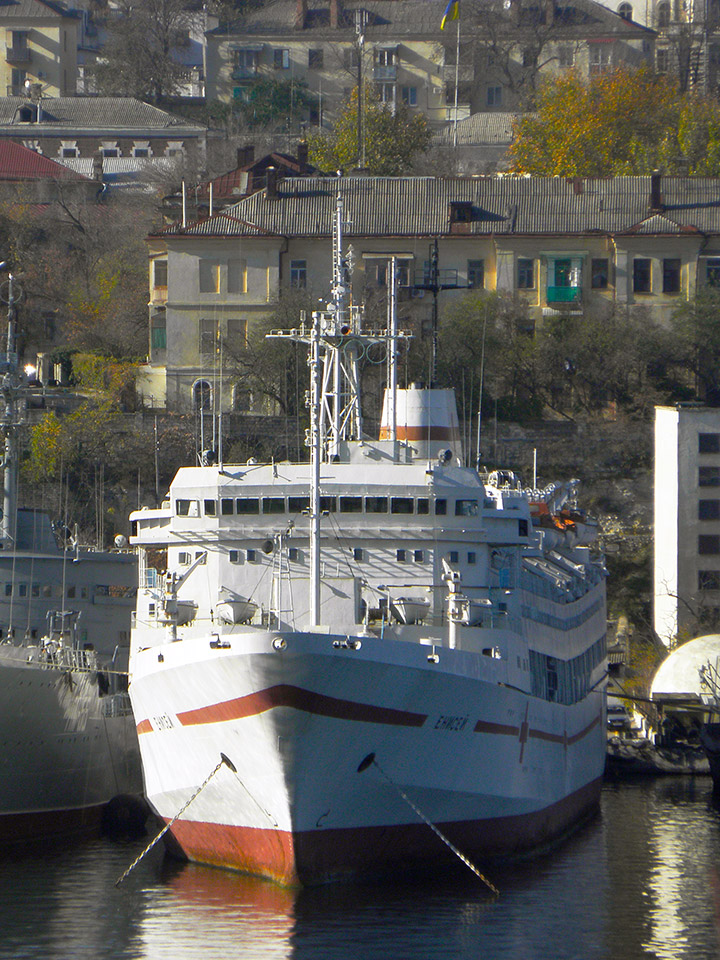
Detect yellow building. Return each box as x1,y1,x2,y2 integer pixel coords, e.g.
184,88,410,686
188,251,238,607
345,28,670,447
0,0,78,99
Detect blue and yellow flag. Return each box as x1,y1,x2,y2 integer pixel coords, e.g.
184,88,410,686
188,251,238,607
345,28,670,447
441,0,459,29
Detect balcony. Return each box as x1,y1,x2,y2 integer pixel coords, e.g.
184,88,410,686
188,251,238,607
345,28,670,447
373,64,397,81
546,286,582,303
6,45,30,64
231,65,257,80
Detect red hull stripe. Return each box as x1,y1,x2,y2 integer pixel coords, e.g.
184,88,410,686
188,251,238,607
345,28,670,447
379,425,459,441
162,776,603,886
168,684,428,730
475,713,601,745
136,718,153,735
474,720,519,736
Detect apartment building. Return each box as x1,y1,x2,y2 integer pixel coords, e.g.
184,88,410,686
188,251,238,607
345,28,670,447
0,0,78,98
654,405,720,646
142,173,720,413
205,0,653,128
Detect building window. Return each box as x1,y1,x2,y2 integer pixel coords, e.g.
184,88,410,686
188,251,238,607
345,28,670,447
414,549,424,563
401,86,417,106
707,258,720,286
199,259,220,293
226,318,247,346
558,46,574,68
165,141,184,157
153,260,168,288
100,142,120,157
699,500,720,520
618,2,632,19
199,318,218,357
274,48,290,69
518,258,535,289
344,48,360,70
353,547,363,562
700,466,720,486
589,45,612,74
700,570,720,590
234,49,258,77
151,316,166,350
700,535,720,555
657,1,671,26
60,141,79,158
193,380,212,411
487,85,502,107
700,433,720,453
308,48,324,69
633,258,651,293
468,259,484,288
290,260,307,288
228,258,247,294
396,548,407,561
663,258,681,294
656,48,669,73
591,258,609,289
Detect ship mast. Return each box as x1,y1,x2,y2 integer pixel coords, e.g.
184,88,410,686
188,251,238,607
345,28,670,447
268,193,395,624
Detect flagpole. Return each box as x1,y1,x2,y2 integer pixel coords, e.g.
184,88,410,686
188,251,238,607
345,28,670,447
453,15,460,147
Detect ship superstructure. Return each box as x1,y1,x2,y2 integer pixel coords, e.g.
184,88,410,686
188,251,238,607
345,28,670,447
127,197,607,885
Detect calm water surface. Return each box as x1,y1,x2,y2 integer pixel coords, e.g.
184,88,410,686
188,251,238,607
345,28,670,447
2,778,720,960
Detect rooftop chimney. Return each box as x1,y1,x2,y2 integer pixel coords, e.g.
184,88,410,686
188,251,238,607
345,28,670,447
295,0,307,29
92,150,103,182
297,141,308,174
266,166,278,198
650,170,663,211
330,0,341,28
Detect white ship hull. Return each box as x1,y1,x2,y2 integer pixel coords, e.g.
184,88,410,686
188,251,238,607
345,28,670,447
0,644,142,843
130,628,605,885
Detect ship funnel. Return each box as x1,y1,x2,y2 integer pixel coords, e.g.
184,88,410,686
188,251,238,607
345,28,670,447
379,385,463,462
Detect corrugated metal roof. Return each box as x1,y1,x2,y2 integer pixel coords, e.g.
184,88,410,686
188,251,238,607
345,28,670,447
163,175,720,239
211,0,652,39
435,112,524,146
0,0,73,20
0,97,206,130
0,139,87,180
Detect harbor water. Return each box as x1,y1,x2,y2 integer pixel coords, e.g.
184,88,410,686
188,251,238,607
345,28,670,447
2,778,720,960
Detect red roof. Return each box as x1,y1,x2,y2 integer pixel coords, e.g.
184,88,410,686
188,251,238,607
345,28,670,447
0,140,89,181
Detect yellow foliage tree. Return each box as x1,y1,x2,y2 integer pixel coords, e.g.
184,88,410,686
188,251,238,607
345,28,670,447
508,67,720,176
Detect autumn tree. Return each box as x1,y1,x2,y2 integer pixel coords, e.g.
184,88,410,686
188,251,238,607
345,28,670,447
308,88,432,175
507,67,720,176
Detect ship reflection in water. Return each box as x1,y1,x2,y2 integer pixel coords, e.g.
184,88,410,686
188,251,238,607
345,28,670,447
2,780,720,960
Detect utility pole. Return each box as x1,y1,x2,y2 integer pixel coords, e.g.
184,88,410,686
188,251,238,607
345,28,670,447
355,9,366,168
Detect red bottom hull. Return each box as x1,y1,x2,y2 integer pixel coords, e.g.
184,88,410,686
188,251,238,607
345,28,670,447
162,777,603,886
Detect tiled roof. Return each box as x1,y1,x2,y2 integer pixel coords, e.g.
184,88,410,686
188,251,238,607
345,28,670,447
199,152,322,200
435,113,524,146
0,97,206,131
161,175,720,239
0,139,87,179
210,0,653,39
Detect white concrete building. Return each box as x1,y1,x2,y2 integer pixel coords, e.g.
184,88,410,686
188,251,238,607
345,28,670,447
655,405,720,646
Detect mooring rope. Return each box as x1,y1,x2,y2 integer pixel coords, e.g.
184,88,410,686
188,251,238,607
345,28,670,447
115,752,236,888
360,753,499,896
